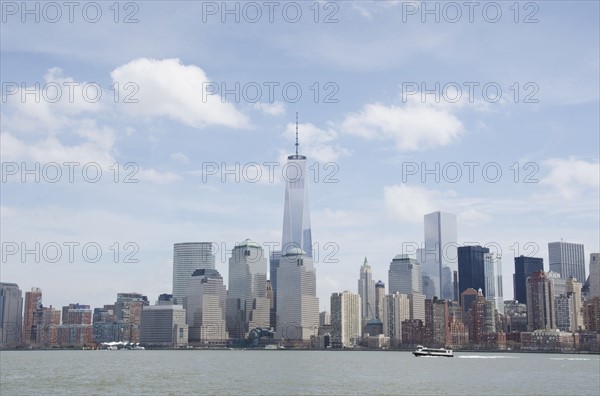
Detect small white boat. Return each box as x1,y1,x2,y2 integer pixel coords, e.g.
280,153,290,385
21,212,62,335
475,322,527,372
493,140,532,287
412,345,453,357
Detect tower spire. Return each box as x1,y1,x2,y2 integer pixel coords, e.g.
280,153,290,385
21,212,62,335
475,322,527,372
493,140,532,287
295,112,299,155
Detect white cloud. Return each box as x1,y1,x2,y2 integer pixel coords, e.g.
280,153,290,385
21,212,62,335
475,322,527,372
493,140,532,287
283,122,350,163
383,184,441,223
339,101,463,151
137,169,182,184
1,67,104,133
540,157,600,199
110,58,250,129
252,102,286,116
171,152,190,164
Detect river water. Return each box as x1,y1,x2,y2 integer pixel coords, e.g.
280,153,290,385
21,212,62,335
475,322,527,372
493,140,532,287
1,350,598,395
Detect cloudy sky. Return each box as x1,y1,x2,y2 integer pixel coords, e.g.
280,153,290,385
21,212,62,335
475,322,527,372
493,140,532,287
1,1,598,310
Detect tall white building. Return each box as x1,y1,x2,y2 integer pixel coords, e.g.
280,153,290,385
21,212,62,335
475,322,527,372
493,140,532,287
172,242,215,305
226,239,270,339
281,117,312,257
548,241,585,282
330,291,361,348
484,252,503,312
389,254,422,295
588,253,600,298
275,248,319,342
358,257,376,320
185,269,228,344
386,292,410,347
420,211,457,300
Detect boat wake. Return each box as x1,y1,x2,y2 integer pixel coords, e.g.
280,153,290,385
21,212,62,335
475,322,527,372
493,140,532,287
458,355,518,359
549,357,593,361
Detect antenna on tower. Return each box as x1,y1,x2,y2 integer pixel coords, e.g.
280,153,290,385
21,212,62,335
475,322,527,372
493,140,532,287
295,112,299,155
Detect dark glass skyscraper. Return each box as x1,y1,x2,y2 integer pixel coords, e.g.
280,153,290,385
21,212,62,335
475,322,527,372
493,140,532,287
514,255,544,304
458,245,489,302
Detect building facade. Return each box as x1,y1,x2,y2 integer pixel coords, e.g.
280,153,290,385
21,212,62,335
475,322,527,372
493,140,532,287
389,255,422,295
420,211,458,300
227,239,270,340
358,257,376,320
186,269,228,345
513,256,544,304
281,132,312,257
526,271,555,331
458,246,489,298
330,291,361,348
0,283,22,348
589,253,600,298
172,242,215,305
141,305,188,347
275,249,319,342
548,241,585,282
386,292,410,347
484,252,503,312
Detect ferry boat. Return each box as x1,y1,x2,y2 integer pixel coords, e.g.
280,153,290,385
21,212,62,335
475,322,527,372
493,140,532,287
412,345,453,357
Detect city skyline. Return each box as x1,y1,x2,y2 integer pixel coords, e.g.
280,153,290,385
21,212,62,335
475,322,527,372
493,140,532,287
1,2,598,314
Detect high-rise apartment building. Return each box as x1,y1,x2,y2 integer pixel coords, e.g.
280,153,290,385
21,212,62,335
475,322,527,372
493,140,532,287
458,246,489,300
226,239,270,339
526,271,555,331
275,248,319,342
172,242,215,304
186,269,228,344
470,289,495,344
420,211,457,300
425,298,449,348
513,256,544,304
358,258,376,320
0,283,22,348
389,255,422,295
386,292,410,347
330,291,361,348
548,241,585,282
22,287,42,345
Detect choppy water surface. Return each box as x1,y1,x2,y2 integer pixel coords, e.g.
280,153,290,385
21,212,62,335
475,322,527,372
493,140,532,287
1,350,599,395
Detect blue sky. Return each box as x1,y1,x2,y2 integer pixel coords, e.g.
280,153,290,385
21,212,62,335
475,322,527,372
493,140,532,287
1,1,599,310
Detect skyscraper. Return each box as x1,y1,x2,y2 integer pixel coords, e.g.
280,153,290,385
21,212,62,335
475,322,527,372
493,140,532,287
330,291,361,348
548,241,585,282
172,242,216,305
358,257,376,320
186,269,228,344
281,115,312,257
526,271,555,331
458,245,489,300
375,281,386,321
421,211,457,300
0,283,23,348
513,256,544,304
588,253,600,298
386,292,410,347
484,252,503,312
226,239,270,340
275,248,319,342
269,250,282,315
22,287,42,345
389,254,423,295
